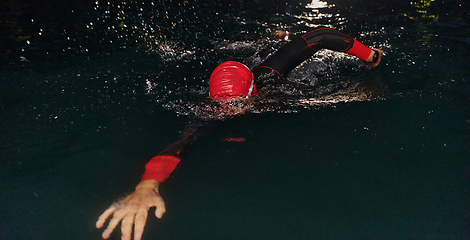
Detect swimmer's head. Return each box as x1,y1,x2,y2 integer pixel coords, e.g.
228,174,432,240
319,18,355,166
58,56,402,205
209,61,258,99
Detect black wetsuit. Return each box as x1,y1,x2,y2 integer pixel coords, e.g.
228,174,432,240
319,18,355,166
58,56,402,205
252,27,357,87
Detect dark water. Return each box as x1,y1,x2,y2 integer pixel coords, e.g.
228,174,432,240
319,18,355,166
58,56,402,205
1,0,469,239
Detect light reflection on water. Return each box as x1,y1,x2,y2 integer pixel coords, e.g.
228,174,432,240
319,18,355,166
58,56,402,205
297,0,339,25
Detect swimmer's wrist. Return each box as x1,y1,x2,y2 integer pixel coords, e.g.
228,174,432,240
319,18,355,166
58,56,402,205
136,179,160,190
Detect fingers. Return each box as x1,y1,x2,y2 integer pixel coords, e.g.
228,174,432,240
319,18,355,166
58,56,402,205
121,211,135,240
133,207,149,240
98,186,165,240
374,48,384,55
100,204,150,240
102,209,127,239
96,206,116,229
373,48,384,60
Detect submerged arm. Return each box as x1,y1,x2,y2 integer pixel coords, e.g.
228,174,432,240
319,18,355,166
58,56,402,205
96,120,218,240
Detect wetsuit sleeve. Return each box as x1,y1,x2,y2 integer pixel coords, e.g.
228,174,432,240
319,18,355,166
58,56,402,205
141,155,181,182
252,27,373,85
140,132,192,182
141,121,218,182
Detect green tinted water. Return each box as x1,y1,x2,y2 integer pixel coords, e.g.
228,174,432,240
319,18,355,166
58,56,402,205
1,0,469,239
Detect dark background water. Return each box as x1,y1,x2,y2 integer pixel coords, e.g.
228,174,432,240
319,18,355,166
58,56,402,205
1,0,469,239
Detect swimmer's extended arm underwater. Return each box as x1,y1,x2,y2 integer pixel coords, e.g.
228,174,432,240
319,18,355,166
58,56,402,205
96,121,217,240
95,141,190,240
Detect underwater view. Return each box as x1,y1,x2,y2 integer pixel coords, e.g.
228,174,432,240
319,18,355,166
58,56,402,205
1,0,469,239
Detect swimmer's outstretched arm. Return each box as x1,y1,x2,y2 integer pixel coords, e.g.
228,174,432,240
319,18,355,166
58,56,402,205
274,30,384,67
263,27,384,80
96,121,218,240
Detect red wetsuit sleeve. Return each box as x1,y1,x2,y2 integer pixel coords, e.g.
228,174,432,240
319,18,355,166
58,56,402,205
141,155,181,182
346,39,373,61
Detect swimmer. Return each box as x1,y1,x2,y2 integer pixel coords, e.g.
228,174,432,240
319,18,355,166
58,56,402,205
96,26,383,240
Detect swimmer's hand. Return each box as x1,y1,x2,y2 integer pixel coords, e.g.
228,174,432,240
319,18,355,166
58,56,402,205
275,30,291,40
364,48,384,67
96,180,165,240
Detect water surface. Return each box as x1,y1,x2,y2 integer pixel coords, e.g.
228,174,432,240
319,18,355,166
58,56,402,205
1,0,469,239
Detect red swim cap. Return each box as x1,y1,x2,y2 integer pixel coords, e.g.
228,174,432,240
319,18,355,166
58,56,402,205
209,61,257,99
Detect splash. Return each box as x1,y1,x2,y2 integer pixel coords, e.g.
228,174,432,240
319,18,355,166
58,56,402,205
164,97,255,121
148,40,195,62
91,1,386,122
153,39,382,121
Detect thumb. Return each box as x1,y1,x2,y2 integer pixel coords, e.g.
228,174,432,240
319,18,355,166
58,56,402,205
154,198,166,219
155,208,165,219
